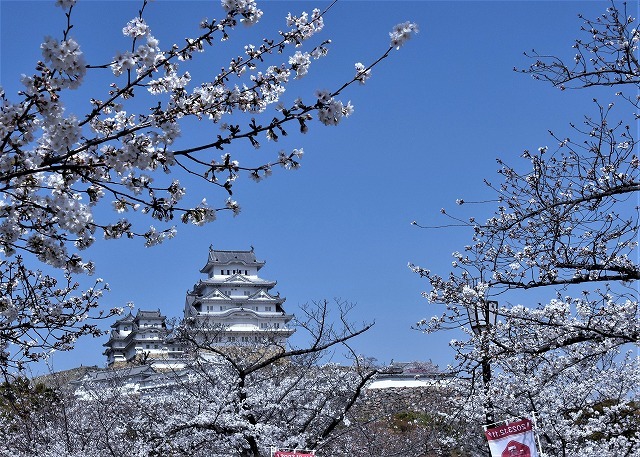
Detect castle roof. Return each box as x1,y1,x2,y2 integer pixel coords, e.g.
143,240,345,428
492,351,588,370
185,286,285,306
197,274,276,288
111,312,135,328
73,365,157,385
136,309,164,319
200,248,265,274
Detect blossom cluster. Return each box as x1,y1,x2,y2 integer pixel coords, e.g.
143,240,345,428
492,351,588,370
110,18,162,77
315,89,354,126
40,36,86,87
354,62,371,84
221,0,263,26
389,21,419,49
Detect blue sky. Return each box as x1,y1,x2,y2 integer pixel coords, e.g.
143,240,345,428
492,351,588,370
1,0,623,373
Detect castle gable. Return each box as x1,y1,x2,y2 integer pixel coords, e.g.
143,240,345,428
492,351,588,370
248,289,278,300
222,273,253,284
201,288,231,299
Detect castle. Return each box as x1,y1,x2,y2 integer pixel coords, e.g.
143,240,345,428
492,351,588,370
103,247,294,367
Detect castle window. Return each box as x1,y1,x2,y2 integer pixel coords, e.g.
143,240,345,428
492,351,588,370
245,270,248,275
220,269,224,275
265,306,272,312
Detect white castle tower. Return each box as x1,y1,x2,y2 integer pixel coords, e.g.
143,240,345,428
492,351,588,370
183,247,294,346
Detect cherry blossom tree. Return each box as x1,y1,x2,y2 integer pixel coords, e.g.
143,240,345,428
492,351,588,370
0,0,417,372
0,300,380,457
166,299,376,456
410,3,638,455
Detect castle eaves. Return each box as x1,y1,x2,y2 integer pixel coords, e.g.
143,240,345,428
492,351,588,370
200,248,265,274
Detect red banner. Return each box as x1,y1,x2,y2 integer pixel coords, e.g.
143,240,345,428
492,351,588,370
484,418,539,457
274,452,314,457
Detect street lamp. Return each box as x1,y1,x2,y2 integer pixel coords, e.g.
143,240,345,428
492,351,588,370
467,300,498,425
468,299,498,335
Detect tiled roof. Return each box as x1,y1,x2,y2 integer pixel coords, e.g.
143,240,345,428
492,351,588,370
75,365,157,383
136,309,163,318
200,276,275,286
201,248,265,273
111,312,135,327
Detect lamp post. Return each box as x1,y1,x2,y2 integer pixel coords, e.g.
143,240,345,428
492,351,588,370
467,299,498,425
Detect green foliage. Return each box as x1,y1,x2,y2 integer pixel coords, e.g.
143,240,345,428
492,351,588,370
0,377,59,420
391,410,432,431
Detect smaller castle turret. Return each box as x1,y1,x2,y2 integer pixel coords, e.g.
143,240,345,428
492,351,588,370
103,310,182,366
